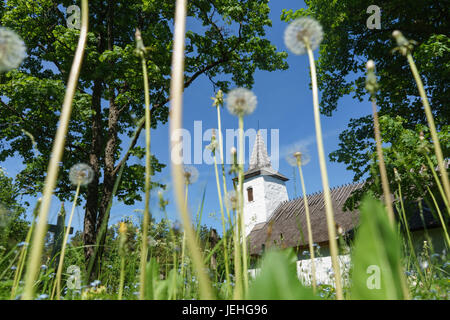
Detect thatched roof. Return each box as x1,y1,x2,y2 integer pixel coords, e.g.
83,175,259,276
248,181,445,256
248,182,364,256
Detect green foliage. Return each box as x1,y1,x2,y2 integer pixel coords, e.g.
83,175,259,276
350,196,406,299
281,0,449,207
0,168,28,252
248,249,317,300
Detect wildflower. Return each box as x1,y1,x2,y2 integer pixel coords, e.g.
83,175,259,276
183,165,199,185
69,163,94,186
0,27,27,72
211,90,224,108
90,280,101,287
119,222,127,235
302,250,310,256
284,17,323,55
148,236,157,247
36,294,49,300
225,190,238,211
11,266,17,270
420,260,429,270
225,88,257,117
40,264,48,270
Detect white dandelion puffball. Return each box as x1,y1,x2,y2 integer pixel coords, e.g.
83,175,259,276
183,165,199,185
226,88,257,117
0,27,27,72
69,163,94,186
225,190,238,211
284,17,323,55
285,145,311,167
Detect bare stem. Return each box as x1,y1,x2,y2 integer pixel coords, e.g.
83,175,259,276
306,43,343,299
297,164,317,293
22,0,89,300
52,183,81,300
139,40,153,301
238,116,249,295
169,0,213,299
371,97,395,225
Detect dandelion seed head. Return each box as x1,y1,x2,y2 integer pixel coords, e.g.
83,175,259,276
69,163,94,186
284,17,323,55
226,88,257,117
230,147,237,155
183,165,199,185
225,190,238,211
0,27,27,72
285,145,311,167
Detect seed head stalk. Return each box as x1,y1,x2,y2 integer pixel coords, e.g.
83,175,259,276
238,116,249,295
305,40,343,299
212,142,232,295
370,97,395,225
136,28,153,300
169,0,213,300
51,182,81,300
295,155,317,293
22,0,89,300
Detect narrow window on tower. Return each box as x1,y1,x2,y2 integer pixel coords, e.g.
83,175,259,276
247,187,254,202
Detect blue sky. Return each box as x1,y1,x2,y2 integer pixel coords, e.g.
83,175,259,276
1,0,371,236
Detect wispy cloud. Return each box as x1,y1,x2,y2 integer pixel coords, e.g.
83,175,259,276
280,129,341,160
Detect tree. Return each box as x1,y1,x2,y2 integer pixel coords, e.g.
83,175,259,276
282,0,449,205
0,0,287,278
0,167,28,252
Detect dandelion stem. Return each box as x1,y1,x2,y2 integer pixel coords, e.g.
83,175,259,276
213,148,232,295
238,116,249,296
297,162,317,293
305,41,343,300
138,34,153,301
406,53,450,206
371,97,396,225
22,0,88,300
169,0,213,299
52,183,81,300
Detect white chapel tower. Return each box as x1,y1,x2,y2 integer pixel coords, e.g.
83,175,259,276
243,130,289,236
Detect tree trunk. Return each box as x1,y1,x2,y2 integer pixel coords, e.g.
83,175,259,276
83,79,103,273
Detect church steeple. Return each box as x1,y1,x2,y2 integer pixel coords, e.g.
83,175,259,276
249,130,272,170
242,130,289,236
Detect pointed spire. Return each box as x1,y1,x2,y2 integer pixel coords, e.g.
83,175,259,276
249,130,272,170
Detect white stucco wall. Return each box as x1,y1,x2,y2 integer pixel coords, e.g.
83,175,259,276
296,254,351,286
243,174,288,236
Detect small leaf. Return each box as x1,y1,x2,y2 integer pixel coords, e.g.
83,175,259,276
351,196,407,299
248,249,318,300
